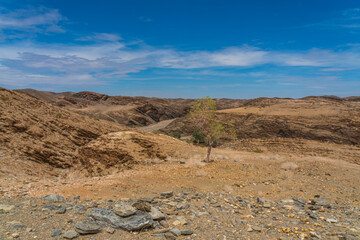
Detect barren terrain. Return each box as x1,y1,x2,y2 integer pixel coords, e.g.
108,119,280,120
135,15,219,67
0,88,359,240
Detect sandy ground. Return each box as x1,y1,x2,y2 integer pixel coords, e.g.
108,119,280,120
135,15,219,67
2,139,359,208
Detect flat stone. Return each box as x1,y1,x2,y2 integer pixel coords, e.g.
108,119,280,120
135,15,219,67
170,228,181,237
150,207,166,220
90,208,153,231
164,232,176,240
132,201,151,212
42,205,59,211
113,204,137,217
51,230,62,237
42,194,65,202
75,221,102,235
63,230,79,239
181,230,194,235
161,191,174,198
105,227,115,234
11,233,19,238
326,218,338,223
0,204,15,211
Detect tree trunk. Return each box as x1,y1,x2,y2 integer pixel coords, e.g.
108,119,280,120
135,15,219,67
206,139,212,162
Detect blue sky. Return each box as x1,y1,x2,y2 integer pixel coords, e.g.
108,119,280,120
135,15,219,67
0,0,360,98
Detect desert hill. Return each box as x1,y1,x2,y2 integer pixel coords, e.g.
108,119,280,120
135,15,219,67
0,87,199,177
17,89,247,127
160,96,360,146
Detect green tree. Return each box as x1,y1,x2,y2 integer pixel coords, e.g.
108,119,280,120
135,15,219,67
190,96,235,162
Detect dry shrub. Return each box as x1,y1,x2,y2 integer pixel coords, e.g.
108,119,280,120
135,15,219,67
281,162,299,170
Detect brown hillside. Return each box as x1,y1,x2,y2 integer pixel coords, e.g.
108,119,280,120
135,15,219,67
17,89,247,127
161,97,360,146
0,88,126,176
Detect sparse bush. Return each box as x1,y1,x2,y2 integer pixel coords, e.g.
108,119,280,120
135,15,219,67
94,117,100,121
56,113,62,118
169,132,181,139
281,162,298,170
192,129,206,144
253,149,263,153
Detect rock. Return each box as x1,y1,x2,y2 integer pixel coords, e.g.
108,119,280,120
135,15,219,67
42,205,59,211
161,191,174,198
57,205,66,214
90,208,154,231
11,233,19,238
51,230,62,237
0,204,15,212
113,204,137,217
63,230,79,239
170,228,181,237
281,162,298,170
181,230,194,235
74,195,80,200
26,228,33,232
150,207,166,220
105,227,115,234
172,216,187,226
138,198,153,203
326,218,338,223
160,220,169,228
132,201,151,212
75,221,102,235
0,204,15,211
257,198,273,208
251,226,262,232
13,225,26,229
42,194,65,202
72,205,87,214
164,232,176,240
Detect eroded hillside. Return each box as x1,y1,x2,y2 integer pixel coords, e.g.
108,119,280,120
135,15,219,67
17,89,247,127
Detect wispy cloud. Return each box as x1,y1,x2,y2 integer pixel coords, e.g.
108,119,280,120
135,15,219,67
76,33,122,42
0,7,66,33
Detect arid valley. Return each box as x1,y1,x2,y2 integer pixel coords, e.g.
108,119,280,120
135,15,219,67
0,87,359,239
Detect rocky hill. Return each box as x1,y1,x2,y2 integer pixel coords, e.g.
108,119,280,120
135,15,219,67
160,97,360,146
17,89,247,127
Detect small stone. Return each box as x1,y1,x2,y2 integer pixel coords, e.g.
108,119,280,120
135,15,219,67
150,207,166,220
251,226,262,232
51,230,62,237
105,227,115,234
26,228,33,232
170,228,181,237
326,218,338,223
0,204,15,211
42,194,65,202
164,232,176,240
57,205,66,214
132,201,151,212
160,220,169,228
161,191,174,198
114,204,137,217
172,216,187,226
180,161,186,164
75,221,102,235
63,230,79,239
181,230,194,235
11,233,20,238
74,195,80,200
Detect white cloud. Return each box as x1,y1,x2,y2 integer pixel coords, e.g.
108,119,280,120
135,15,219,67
0,7,65,34
1,38,360,88
76,33,122,42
